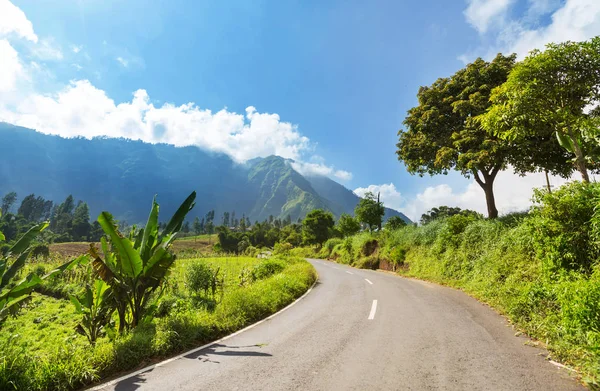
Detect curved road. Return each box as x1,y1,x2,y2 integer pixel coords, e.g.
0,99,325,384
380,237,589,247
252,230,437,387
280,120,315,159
95,259,584,391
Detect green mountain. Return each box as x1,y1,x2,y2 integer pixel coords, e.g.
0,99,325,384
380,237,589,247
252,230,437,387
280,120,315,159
0,123,411,224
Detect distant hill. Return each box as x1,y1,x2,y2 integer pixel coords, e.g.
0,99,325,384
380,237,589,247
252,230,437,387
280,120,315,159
0,123,411,224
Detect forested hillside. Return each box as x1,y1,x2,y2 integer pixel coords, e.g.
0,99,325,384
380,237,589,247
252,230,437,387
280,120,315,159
0,123,410,225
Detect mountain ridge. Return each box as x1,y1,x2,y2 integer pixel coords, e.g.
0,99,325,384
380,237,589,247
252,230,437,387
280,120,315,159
0,123,411,224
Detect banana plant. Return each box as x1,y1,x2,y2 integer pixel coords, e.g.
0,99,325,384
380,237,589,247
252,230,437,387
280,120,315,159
71,279,115,345
90,191,196,332
1,212,88,325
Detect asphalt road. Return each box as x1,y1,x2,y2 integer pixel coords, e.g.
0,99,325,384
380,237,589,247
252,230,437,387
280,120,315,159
94,259,585,391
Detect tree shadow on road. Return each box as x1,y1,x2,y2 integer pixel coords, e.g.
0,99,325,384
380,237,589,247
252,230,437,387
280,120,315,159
185,343,272,363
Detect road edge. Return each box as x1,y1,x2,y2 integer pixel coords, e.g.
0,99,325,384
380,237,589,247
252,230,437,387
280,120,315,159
86,273,319,391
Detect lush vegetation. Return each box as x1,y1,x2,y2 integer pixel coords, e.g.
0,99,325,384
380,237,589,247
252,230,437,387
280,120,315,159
313,182,600,387
0,193,317,391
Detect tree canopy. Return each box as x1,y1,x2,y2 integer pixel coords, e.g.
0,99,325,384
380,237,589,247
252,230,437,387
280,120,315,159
480,38,600,182
337,213,361,237
384,215,407,230
397,54,570,218
302,209,335,245
355,192,385,232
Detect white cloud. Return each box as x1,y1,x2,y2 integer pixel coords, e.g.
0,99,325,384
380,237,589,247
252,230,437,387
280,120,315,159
334,170,353,181
0,80,326,167
508,0,600,58
463,0,600,59
291,161,353,181
464,0,515,34
116,57,129,67
71,45,82,54
0,39,23,93
354,183,405,211
0,0,37,42
31,37,63,60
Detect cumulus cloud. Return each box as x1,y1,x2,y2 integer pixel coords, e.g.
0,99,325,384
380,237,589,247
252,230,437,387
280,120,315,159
358,170,584,222
0,39,23,93
292,161,353,181
464,0,515,34
0,80,318,164
354,183,405,211
0,0,37,42
463,0,600,59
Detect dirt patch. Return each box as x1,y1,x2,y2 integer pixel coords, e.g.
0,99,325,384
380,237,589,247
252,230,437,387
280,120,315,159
50,238,215,258
361,239,379,256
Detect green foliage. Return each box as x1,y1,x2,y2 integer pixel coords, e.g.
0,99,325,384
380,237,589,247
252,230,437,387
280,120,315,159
531,182,600,273
384,215,407,231
251,259,287,281
481,37,600,183
0,221,47,324
90,191,196,332
355,192,384,232
184,261,223,299
337,213,361,237
318,238,343,259
420,206,482,225
302,209,334,245
70,280,115,345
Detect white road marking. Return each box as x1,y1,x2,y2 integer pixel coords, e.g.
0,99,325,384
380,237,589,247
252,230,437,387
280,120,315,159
368,300,378,320
333,266,340,270
346,271,353,275
365,279,373,285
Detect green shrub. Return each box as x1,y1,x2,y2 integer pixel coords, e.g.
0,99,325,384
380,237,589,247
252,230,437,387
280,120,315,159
273,242,293,255
185,261,222,299
531,182,600,273
251,259,286,281
318,238,342,258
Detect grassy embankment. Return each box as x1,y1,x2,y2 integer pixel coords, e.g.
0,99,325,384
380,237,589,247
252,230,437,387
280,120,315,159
0,237,316,391
299,182,600,387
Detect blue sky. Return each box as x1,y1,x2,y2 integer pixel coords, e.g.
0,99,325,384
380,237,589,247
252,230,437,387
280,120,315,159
1,0,599,219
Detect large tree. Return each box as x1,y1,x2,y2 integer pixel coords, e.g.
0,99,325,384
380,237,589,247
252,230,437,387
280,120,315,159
1,192,17,216
480,38,600,183
355,192,385,233
302,209,334,245
397,54,571,218
337,213,361,237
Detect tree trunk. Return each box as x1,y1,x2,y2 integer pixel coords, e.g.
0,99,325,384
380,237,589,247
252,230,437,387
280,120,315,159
473,168,500,219
567,127,590,183
482,181,498,219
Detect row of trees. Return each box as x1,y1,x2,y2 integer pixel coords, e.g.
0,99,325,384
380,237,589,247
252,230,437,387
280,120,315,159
217,191,407,252
1,192,102,243
397,37,600,218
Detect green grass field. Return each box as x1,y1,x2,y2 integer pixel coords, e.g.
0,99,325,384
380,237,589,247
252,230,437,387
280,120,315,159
0,255,316,391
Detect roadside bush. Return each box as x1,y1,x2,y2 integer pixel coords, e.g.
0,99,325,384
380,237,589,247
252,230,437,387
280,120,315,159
531,182,600,273
251,259,286,281
318,238,342,259
273,242,293,256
